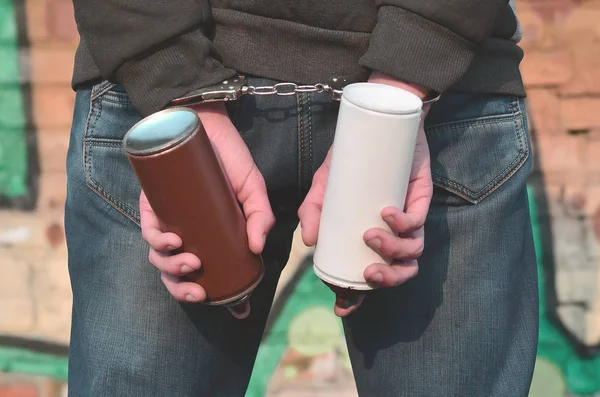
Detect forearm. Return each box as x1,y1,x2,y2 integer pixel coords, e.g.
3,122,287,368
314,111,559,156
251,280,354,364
360,0,510,93
73,0,237,116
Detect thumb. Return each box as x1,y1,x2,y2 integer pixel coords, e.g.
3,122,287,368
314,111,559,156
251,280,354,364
298,196,322,247
246,211,274,254
238,165,275,254
298,149,331,246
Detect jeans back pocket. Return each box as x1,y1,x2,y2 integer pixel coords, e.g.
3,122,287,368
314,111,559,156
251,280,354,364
83,81,143,224
425,94,530,205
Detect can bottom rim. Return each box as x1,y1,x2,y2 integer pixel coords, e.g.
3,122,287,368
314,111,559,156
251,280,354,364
200,265,265,306
223,293,252,307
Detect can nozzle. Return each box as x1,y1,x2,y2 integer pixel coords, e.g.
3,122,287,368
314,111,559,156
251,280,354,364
225,293,252,319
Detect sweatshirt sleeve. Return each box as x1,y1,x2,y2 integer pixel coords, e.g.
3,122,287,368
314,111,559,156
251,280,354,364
72,0,238,116
359,0,510,93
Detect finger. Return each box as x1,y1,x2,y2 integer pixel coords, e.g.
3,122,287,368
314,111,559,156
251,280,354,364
146,232,183,253
149,249,201,276
238,167,275,254
140,191,182,252
364,260,419,288
363,227,424,261
333,295,365,318
298,152,330,246
380,207,425,235
404,169,433,231
160,273,207,303
298,197,322,247
226,301,252,320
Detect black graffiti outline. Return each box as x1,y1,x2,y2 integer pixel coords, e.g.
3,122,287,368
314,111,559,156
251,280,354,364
529,116,600,358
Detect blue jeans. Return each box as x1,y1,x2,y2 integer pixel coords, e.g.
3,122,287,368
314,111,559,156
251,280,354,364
65,78,538,396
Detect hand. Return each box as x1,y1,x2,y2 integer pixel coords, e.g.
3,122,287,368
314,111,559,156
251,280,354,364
298,73,434,317
140,102,275,320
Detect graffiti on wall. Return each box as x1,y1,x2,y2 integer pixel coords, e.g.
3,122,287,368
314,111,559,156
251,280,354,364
0,0,38,209
528,120,600,396
1,0,600,395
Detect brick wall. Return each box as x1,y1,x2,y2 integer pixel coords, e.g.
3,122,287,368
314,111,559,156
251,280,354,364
0,0,77,346
0,374,66,397
27,0,78,210
519,0,600,347
1,1,600,396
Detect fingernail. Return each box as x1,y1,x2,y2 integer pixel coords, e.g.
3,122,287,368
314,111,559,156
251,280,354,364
367,238,382,250
185,294,199,303
180,265,194,274
384,215,394,224
262,233,267,247
370,272,384,284
167,244,176,251
336,296,359,309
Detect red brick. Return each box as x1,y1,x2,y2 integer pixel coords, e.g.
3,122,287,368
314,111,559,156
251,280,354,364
46,0,78,42
38,130,70,173
0,385,38,397
30,47,76,84
590,128,600,141
517,5,555,50
521,50,573,87
32,85,75,129
534,134,586,177
537,170,587,188
561,2,600,40
585,138,600,172
586,185,600,218
594,205,600,242
559,37,600,96
24,0,49,43
525,89,562,135
38,171,67,212
560,98,600,131
520,0,579,23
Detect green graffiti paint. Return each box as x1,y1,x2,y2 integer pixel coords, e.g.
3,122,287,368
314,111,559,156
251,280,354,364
0,0,28,198
0,346,67,380
244,186,600,397
529,358,567,397
246,267,337,397
287,306,342,357
529,185,600,396
1,186,599,395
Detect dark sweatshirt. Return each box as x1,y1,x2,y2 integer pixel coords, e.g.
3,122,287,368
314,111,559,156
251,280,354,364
71,0,525,116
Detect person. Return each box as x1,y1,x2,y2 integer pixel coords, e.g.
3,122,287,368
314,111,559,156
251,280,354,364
65,0,538,395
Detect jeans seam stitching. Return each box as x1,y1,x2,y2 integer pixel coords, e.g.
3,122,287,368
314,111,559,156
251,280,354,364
84,139,122,147
307,93,313,179
426,116,515,136
425,113,516,134
88,181,141,223
431,105,529,204
83,89,141,225
297,93,304,192
90,81,116,102
100,94,131,104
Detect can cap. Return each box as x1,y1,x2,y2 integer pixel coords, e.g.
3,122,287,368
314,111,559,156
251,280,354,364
343,83,422,115
123,108,199,156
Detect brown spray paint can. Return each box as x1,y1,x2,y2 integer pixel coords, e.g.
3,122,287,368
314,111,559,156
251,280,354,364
122,107,264,306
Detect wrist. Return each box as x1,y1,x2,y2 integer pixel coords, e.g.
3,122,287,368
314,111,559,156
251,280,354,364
368,71,429,100
189,102,233,140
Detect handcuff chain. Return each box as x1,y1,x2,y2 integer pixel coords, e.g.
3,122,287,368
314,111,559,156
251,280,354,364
243,81,440,104
243,82,341,100
170,77,441,107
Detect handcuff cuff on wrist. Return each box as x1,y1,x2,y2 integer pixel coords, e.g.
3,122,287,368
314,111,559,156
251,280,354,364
169,75,442,107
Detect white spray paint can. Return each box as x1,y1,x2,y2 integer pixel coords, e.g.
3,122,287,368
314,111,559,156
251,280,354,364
313,82,423,297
